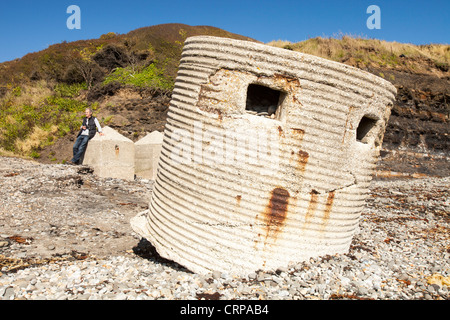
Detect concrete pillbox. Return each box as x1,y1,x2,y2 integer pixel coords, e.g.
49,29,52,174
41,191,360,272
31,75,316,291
131,36,397,275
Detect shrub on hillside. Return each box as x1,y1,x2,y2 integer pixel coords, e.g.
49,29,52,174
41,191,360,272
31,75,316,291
93,44,130,71
62,64,86,84
103,64,173,92
86,81,123,101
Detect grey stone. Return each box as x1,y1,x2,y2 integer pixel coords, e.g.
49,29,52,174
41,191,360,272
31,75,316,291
2,287,15,300
131,35,397,276
83,126,135,181
0,239,10,247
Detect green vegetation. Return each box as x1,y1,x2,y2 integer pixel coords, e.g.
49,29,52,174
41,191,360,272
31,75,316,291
0,23,254,87
54,82,87,98
0,82,94,158
103,63,173,92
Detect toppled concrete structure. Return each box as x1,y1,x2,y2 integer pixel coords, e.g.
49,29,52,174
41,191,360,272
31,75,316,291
135,131,163,180
83,126,135,181
131,36,397,275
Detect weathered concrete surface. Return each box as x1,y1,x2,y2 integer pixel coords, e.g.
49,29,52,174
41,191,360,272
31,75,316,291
131,36,397,275
83,126,135,181
135,131,163,180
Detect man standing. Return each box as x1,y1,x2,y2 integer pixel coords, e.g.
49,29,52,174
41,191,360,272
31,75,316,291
69,108,104,165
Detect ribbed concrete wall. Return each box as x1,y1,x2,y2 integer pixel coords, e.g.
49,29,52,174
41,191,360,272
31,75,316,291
131,36,397,275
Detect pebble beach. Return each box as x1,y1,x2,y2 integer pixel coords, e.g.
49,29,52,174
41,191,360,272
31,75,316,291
0,157,449,301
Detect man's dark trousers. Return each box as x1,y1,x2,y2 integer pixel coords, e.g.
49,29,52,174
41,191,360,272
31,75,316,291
71,135,90,164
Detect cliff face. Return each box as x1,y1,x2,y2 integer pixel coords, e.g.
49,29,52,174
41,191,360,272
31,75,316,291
388,86,448,152
372,68,449,178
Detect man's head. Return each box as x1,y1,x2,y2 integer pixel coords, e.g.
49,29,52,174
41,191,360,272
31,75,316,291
85,108,93,118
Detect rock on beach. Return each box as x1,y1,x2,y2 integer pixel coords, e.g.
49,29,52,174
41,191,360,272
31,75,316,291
0,156,449,300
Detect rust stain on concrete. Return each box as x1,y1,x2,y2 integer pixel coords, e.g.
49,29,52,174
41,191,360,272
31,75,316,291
236,195,242,206
273,73,300,91
305,189,319,226
278,126,284,137
297,150,309,175
291,128,305,140
290,128,309,175
322,191,336,231
263,187,290,243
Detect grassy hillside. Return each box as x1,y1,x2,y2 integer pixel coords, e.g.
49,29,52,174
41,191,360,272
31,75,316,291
267,36,449,77
0,25,448,164
0,23,256,86
0,24,257,160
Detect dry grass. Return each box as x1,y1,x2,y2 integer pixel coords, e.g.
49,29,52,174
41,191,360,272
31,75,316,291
0,80,88,159
19,81,54,106
1,80,53,107
14,125,58,155
0,147,22,158
267,35,449,73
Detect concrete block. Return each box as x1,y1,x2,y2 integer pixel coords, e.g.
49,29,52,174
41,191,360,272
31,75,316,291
131,36,397,275
83,126,135,180
135,131,163,180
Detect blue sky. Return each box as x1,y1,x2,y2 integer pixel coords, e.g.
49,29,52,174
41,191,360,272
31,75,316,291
0,0,448,63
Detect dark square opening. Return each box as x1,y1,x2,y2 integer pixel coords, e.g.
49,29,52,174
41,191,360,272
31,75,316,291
356,116,378,144
246,84,283,118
